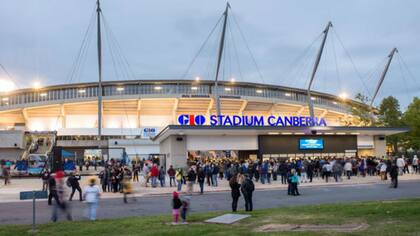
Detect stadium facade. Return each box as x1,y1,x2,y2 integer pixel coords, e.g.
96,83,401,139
0,79,408,168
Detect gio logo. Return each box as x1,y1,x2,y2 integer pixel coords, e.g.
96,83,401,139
178,114,206,125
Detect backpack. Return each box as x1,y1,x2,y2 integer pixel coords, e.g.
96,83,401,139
66,177,72,187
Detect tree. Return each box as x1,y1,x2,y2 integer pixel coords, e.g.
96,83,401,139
351,93,378,126
378,96,403,152
402,97,420,150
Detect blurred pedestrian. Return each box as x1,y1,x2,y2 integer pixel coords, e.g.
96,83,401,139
67,172,82,201
51,171,72,222
171,191,182,225
229,174,241,212
241,175,255,211
83,178,100,220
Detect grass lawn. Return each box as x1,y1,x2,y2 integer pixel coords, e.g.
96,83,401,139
1,198,420,236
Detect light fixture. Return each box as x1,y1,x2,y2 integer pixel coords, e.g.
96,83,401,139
116,87,125,92
336,132,346,135
338,92,348,100
281,132,292,135
40,93,47,97
0,79,17,93
33,81,41,90
285,93,291,97
230,77,235,83
333,101,338,105
78,89,86,94
224,87,231,91
294,132,305,135
195,76,200,82
311,97,316,101
256,89,263,94
191,86,198,90
324,132,334,135
154,86,162,90
1,97,9,101
268,132,279,135
350,132,360,135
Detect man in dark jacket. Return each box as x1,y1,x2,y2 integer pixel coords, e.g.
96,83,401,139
187,168,197,195
67,173,82,201
241,175,255,211
390,161,399,188
167,165,176,187
278,161,288,184
48,174,60,206
197,167,206,194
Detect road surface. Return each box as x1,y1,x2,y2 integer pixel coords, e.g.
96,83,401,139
0,180,419,225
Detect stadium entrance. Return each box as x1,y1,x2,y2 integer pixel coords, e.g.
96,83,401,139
153,125,408,170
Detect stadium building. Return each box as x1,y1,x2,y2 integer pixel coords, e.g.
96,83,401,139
0,79,408,169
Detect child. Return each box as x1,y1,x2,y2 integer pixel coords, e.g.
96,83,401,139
172,191,182,225
181,196,191,224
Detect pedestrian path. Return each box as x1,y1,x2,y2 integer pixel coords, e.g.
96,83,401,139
1,174,420,203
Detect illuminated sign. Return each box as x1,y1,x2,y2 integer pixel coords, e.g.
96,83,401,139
178,114,327,127
299,138,324,150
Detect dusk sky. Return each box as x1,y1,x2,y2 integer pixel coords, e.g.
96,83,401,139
0,0,419,108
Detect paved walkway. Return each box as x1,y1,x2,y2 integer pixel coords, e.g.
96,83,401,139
1,174,420,203
0,180,420,225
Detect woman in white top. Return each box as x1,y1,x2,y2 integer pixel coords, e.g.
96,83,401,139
83,178,101,221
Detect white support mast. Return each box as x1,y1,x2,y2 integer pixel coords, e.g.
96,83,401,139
96,0,103,141
307,22,332,124
214,2,230,123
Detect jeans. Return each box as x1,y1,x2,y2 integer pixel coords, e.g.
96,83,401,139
199,182,204,194
300,172,307,183
160,178,165,187
177,180,182,191
280,174,287,184
211,174,218,187
260,174,267,184
151,177,157,187
86,202,98,220
169,176,175,187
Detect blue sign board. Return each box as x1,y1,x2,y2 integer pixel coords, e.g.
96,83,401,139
20,191,48,200
299,138,324,150
178,114,327,127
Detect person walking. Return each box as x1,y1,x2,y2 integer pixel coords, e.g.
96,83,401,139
67,172,82,201
167,165,176,187
41,169,50,191
211,163,219,187
83,178,100,221
279,161,288,184
150,164,159,188
390,161,399,188
98,169,108,192
159,166,166,187
175,168,183,192
48,173,60,206
51,171,72,222
240,175,255,211
171,191,183,225
197,167,205,194
132,163,140,182
412,155,418,174
344,160,352,180
186,167,196,195
396,156,405,175
229,174,241,212
289,169,300,196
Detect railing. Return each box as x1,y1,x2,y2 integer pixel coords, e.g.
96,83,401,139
0,81,352,113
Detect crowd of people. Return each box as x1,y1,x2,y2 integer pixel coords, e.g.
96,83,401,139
1,154,419,223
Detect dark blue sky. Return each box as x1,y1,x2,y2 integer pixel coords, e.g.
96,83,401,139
0,0,419,108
